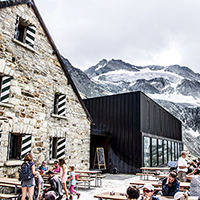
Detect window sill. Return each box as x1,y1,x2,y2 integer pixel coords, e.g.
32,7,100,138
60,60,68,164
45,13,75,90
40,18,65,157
0,102,14,108
51,113,68,120
5,160,23,166
0,163,4,167
48,160,57,165
12,38,37,53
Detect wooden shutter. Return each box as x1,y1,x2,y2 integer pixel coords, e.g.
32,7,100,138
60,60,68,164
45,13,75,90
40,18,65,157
49,137,53,160
57,95,66,116
57,138,66,159
0,76,11,103
21,134,31,159
0,132,1,145
25,26,36,47
14,15,20,39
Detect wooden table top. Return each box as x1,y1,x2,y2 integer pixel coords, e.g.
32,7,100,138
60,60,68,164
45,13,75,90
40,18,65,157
0,178,21,185
75,170,102,174
130,180,190,188
94,192,126,200
140,167,170,171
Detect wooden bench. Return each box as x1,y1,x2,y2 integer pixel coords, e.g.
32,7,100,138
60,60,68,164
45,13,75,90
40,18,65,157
136,173,155,180
77,178,94,189
96,175,106,187
0,193,18,199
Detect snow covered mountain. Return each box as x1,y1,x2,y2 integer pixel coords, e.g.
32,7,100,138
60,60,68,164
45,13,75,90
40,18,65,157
63,57,200,157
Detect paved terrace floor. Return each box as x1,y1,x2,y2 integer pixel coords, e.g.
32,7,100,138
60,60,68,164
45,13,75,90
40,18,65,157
69,173,142,200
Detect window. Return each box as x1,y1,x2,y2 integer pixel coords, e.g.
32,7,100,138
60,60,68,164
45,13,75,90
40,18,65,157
168,141,172,161
49,137,66,159
7,134,31,160
152,138,157,166
14,15,36,48
0,76,11,102
163,140,167,164
54,94,66,116
172,142,175,161
158,139,163,165
143,137,150,167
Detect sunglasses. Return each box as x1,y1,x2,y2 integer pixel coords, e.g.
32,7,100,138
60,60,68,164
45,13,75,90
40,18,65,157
143,189,152,193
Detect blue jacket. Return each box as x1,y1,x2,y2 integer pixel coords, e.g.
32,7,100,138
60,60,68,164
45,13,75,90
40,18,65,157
140,196,160,200
162,177,180,196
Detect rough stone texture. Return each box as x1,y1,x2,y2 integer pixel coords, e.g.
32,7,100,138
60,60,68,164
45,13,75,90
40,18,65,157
0,4,90,177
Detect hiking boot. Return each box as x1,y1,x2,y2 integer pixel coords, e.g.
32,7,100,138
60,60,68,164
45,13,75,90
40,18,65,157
69,196,73,200
77,193,81,199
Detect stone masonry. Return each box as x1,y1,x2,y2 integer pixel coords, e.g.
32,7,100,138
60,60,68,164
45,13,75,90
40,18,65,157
0,3,90,178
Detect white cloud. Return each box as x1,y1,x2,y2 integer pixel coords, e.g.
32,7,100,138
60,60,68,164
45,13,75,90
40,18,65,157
34,0,200,73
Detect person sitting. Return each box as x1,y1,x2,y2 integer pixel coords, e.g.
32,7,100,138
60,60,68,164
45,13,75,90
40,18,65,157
174,192,188,200
43,170,63,200
162,171,180,196
140,184,160,200
50,161,60,174
186,168,200,198
126,186,140,200
33,172,44,200
38,161,47,175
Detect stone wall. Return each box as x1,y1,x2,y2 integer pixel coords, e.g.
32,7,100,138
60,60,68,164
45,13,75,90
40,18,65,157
0,3,90,177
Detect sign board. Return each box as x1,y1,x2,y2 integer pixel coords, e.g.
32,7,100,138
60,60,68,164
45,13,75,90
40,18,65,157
93,147,106,169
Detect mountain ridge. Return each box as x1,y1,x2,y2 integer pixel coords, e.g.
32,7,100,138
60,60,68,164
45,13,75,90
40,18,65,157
62,57,200,157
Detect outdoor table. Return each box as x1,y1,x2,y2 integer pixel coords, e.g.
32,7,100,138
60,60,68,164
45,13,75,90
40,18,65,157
140,167,170,173
160,196,198,200
130,180,190,191
75,170,102,187
94,192,127,200
0,178,21,195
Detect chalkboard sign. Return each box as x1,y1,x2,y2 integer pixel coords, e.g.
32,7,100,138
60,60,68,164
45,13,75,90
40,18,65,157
93,147,106,169
98,148,104,165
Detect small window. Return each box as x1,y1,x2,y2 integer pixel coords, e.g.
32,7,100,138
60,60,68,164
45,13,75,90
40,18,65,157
7,134,31,160
143,136,150,167
49,137,66,159
54,94,66,116
0,76,11,102
14,15,36,48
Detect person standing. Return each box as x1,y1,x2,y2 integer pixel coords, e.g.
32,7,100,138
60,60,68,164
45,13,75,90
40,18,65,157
59,158,69,200
21,153,37,200
67,166,80,199
186,168,200,198
162,171,180,196
177,151,190,182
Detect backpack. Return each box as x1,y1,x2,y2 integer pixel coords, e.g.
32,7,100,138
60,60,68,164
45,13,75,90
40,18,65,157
20,162,34,181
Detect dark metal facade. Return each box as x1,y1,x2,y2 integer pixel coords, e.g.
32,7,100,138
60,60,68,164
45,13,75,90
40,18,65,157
83,91,182,173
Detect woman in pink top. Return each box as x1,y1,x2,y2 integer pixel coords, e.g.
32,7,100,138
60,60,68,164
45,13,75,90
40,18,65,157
51,160,60,174
59,158,69,200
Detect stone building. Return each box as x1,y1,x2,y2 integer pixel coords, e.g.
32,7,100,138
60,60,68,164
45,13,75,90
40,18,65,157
0,0,91,178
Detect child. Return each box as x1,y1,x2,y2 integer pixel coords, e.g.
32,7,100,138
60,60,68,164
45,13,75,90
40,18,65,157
58,158,69,200
67,166,80,199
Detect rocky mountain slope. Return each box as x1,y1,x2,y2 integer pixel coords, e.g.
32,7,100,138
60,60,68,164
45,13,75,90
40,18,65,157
62,57,200,157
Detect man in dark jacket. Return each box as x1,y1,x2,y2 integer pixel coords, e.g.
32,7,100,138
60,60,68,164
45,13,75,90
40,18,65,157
44,170,63,200
162,171,180,196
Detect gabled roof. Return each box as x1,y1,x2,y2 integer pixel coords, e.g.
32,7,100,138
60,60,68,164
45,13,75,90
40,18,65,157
0,0,92,121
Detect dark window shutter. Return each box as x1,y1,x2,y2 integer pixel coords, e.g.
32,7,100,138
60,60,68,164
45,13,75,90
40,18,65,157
0,76,11,102
57,138,66,159
20,134,31,159
49,137,53,160
25,26,36,47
